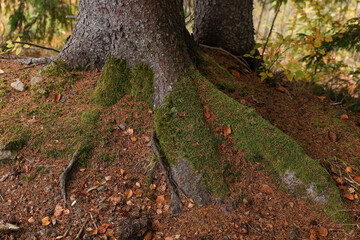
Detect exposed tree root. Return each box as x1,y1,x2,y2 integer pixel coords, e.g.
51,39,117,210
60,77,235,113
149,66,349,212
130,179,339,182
0,63,44,76
0,222,20,232
59,151,79,207
0,56,57,65
151,131,183,214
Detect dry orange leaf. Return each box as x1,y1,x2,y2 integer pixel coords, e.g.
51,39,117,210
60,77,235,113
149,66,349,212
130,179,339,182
276,87,286,93
134,189,143,197
93,181,100,186
125,189,133,199
126,128,134,135
28,217,35,224
318,226,328,237
98,223,109,234
224,124,231,137
345,166,353,173
131,136,137,143
120,168,125,176
340,114,349,120
309,228,317,240
54,94,61,102
156,195,165,204
259,184,273,194
54,204,64,217
89,228,98,235
344,193,354,200
231,70,241,78
143,230,153,240
334,177,344,185
353,175,360,184
204,107,211,119
42,216,51,226
109,196,121,204
27,119,39,123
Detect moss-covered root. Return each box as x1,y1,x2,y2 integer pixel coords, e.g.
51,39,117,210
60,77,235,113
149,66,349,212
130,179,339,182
154,73,229,204
93,56,131,107
193,71,350,224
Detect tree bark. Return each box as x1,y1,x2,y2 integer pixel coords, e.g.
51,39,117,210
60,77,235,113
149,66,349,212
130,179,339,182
59,0,191,107
193,0,255,56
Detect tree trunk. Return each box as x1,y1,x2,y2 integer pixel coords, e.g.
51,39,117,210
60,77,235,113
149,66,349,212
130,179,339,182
59,0,191,107
193,0,255,56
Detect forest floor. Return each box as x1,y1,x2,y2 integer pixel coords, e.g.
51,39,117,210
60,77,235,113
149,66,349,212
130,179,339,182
0,48,360,240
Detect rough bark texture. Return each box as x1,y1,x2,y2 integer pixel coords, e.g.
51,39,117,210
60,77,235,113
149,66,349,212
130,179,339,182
59,0,191,107
193,0,255,56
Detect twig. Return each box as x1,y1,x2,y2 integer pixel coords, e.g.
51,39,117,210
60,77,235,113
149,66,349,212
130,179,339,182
89,213,98,230
246,222,263,236
199,44,252,72
12,41,60,53
261,6,281,61
0,63,43,75
151,131,183,214
74,218,88,240
59,151,80,207
0,56,56,65
0,192,4,201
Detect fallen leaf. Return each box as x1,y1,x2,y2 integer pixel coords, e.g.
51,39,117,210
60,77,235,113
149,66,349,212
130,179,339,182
28,217,35,223
106,228,114,236
340,114,349,120
204,106,211,119
42,216,51,226
54,94,61,102
54,204,64,217
109,196,121,204
345,166,353,173
144,136,150,142
94,181,100,186
98,223,109,234
318,226,328,237
143,230,153,240
136,182,141,187
231,70,241,78
344,193,354,200
328,131,337,142
165,237,174,240
126,128,134,135
148,109,153,114
0,69,3,73
309,228,317,240
156,195,165,204
27,119,39,123
125,189,133,199
334,177,344,185
284,219,288,227
259,184,273,194
224,124,231,137
90,228,98,235
134,189,143,197
120,168,125,176
150,184,156,190
131,136,137,143
105,176,111,181
188,202,195,208
348,187,355,194
276,87,286,93
354,176,360,184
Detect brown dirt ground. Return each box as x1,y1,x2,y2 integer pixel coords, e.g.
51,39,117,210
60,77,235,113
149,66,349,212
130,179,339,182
0,49,359,240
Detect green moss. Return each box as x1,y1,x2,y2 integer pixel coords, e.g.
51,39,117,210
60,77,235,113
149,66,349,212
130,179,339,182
130,64,154,107
193,71,350,224
0,123,30,151
154,71,229,197
40,59,74,77
81,109,101,125
93,55,131,107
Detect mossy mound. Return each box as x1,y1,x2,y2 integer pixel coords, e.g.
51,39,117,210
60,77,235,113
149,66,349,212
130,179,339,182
192,71,349,224
93,56,131,107
154,72,229,198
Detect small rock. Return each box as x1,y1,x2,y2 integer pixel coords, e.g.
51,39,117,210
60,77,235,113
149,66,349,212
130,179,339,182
0,150,17,161
30,76,43,86
11,79,25,92
118,123,127,130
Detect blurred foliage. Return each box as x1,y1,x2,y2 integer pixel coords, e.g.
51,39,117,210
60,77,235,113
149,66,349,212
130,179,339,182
0,0,77,43
251,0,360,111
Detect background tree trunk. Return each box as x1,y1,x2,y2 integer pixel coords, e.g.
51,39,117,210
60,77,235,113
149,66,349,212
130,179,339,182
193,0,255,56
59,0,191,107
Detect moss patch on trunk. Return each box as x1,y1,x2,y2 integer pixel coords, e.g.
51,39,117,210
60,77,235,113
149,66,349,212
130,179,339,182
93,56,131,107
